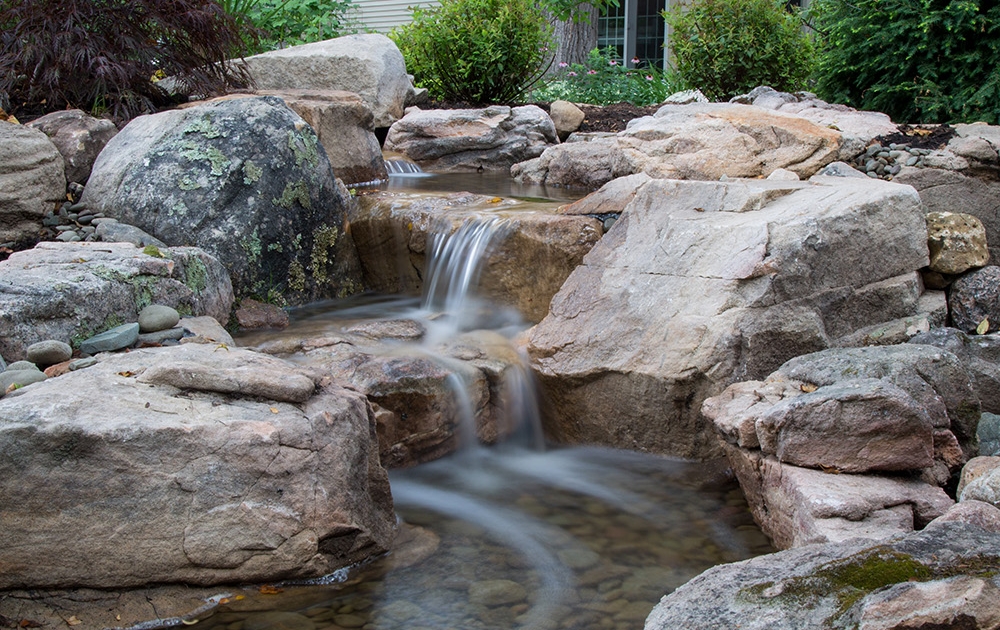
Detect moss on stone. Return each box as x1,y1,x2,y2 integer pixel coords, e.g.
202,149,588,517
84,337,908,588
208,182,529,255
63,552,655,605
183,116,227,139
240,228,262,265
132,275,157,311
177,175,202,191
242,160,263,185
288,129,320,169
287,259,306,292
309,224,339,284
175,303,194,317
178,141,230,176
143,245,164,258
273,179,311,210
184,256,209,295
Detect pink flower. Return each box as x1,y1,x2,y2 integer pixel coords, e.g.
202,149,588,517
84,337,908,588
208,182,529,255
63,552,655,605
645,75,653,80
587,69,598,74
567,71,577,76
631,57,641,64
609,59,618,66
558,61,568,68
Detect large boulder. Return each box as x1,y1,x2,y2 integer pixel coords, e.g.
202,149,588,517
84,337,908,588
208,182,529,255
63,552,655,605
644,521,1000,630
0,122,65,244
25,109,118,184
79,96,363,303
384,106,558,171
527,176,935,459
350,191,602,323
238,34,416,129
0,241,232,362
0,343,395,588
512,103,841,189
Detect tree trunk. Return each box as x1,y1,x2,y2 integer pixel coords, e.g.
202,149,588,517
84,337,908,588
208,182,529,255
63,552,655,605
549,4,600,68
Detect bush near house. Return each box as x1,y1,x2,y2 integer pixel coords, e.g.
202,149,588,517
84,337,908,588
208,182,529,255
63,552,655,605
664,0,814,101
220,0,355,53
0,0,254,122
390,0,553,104
531,47,682,106
810,0,1000,124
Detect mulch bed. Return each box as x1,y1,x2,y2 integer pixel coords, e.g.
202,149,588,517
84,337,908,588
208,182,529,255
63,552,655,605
870,123,956,151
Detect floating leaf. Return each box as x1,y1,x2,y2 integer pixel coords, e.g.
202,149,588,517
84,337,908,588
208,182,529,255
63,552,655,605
259,584,283,594
977,317,989,335
800,382,819,393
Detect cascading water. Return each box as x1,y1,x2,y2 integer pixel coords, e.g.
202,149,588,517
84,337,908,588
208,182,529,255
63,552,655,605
210,208,773,630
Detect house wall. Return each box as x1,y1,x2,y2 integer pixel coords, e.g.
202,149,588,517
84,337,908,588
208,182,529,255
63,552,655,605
349,0,440,33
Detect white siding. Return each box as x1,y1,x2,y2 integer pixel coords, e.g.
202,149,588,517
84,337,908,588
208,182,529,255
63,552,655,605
350,0,440,33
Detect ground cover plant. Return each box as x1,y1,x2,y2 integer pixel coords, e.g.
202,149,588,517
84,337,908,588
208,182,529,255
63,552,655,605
220,0,355,53
530,47,682,106
809,0,1000,124
664,0,814,101
390,0,553,104
0,0,255,122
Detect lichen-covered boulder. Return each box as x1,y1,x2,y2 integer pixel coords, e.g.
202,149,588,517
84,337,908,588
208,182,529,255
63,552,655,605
0,241,232,361
80,96,362,303
0,122,65,244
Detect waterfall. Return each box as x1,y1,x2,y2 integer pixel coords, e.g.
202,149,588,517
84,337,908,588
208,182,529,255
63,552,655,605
385,159,426,176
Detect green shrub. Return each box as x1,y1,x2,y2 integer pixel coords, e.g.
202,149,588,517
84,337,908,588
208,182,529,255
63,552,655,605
221,0,355,53
390,0,553,104
810,0,1000,124
531,47,682,105
0,0,254,121
664,0,814,101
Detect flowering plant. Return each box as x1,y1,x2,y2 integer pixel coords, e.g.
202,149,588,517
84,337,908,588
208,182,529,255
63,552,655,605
530,47,680,106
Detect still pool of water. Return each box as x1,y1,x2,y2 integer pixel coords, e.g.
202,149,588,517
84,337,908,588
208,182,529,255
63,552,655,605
192,446,772,630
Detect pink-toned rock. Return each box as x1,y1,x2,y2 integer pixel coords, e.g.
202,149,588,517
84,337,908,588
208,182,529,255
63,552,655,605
236,298,290,330
849,575,1000,630
725,445,953,549
927,500,1000,533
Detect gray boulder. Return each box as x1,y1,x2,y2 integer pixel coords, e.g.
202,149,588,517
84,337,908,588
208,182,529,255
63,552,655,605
0,241,232,361
80,96,363,303
0,123,65,244
512,103,841,188
238,34,415,128
959,456,1000,507
25,109,118,184
385,106,558,172
948,266,1000,334
644,522,1000,630
527,176,935,458
0,343,394,588
909,327,1000,414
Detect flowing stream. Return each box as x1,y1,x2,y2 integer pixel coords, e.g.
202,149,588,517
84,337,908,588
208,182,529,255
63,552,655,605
208,172,773,630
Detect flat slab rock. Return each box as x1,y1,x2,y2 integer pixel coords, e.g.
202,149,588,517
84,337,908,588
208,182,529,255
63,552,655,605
645,521,1000,630
0,343,394,589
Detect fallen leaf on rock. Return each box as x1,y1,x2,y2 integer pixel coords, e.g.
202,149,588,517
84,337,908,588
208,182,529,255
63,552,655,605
117,371,136,378
270,407,279,414
977,317,990,335
65,616,82,626
259,584,284,594
17,619,42,628
214,343,230,352
800,383,818,393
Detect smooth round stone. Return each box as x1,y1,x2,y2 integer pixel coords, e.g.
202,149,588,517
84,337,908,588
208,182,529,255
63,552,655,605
6,360,40,372
243,612,316,630
0,369,47,392
56,231,81,242
26,340,72,366
468,579,527,606
333,614,367,628
138,304,181,333
138,327,185,345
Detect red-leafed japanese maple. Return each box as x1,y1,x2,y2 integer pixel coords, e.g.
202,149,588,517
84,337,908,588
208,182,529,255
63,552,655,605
0,0,256,122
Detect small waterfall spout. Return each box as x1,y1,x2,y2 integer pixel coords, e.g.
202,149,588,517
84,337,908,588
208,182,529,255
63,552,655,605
421,215,511,343
385,159,426,176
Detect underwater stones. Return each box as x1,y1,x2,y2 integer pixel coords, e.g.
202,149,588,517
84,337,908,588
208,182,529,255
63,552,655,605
527,176,932,459
80,96,362,304
468,579,528,606
0,343,394,589
0,122,66,244
0,241,232,361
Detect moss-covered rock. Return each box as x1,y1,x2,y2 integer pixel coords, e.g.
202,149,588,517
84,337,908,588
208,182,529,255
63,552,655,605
80,96,363,304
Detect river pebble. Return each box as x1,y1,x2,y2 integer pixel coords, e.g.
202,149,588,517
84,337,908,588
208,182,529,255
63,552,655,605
25,340,72,366
138,304,181,333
